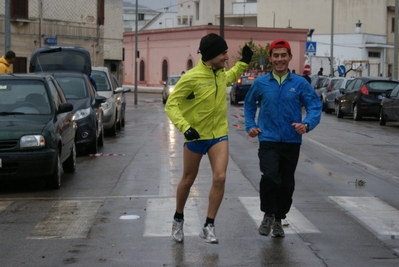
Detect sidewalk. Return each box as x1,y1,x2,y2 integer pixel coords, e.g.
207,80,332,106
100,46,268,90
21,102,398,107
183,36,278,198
123,85,162,94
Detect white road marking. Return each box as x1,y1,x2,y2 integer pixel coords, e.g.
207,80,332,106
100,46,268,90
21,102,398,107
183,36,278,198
28,200,102,239
330,196,399,236
0,201,13,213
144,198,201,237
239,196,320,234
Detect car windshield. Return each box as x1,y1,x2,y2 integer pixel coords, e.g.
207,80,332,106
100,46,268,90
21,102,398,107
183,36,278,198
167,76,181,85
91,70,111,91
367,81,399,91
0,80,51,114
56,77,87,99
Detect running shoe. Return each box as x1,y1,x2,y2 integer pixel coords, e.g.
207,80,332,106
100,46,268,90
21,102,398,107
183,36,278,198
200,223,218,244
172,218,184,243
258,214,275,236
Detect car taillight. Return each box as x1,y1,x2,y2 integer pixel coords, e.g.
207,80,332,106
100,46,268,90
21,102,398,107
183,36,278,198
360,85,369,95
328,82,333,89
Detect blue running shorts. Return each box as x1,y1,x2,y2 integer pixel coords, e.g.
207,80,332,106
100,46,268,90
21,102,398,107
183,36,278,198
185,136,228,155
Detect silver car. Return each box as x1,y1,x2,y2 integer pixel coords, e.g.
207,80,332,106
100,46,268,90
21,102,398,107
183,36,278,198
162,75,181,104
91,66,124,136
322,77,354,114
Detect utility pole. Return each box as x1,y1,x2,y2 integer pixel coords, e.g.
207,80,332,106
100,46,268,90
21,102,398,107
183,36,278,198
5,0,11,54
134,0,138,105
220,0,224,38
330,0,334,77
394,0,399,79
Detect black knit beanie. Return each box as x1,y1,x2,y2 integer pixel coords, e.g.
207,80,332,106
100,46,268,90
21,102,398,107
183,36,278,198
198,35,228,62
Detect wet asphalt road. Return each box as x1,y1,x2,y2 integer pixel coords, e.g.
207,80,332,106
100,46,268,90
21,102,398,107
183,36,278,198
1,92,399,267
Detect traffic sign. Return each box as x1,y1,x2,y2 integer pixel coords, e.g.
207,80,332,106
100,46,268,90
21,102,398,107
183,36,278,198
338,65,346,76
306,41,316,56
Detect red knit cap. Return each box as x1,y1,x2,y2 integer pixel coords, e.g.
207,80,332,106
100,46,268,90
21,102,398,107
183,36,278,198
269,39,291,52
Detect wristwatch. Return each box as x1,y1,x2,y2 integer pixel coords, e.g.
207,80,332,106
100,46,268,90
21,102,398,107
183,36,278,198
304,123,309,133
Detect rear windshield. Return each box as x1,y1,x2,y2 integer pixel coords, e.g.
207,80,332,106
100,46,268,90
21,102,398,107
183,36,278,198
0,80,51,114
56,77,87,99
367,81,399,91
91,70,111,91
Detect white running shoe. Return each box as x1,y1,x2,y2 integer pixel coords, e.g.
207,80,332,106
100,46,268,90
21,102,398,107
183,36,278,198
200,224,218,244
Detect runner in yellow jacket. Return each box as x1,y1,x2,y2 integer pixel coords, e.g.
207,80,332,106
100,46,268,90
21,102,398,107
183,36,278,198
165,33,252,244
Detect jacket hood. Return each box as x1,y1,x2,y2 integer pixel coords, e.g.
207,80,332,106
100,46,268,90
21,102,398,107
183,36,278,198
0,56,10,67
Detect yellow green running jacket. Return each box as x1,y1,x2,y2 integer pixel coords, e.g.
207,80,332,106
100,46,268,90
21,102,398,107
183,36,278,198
165,59,248,142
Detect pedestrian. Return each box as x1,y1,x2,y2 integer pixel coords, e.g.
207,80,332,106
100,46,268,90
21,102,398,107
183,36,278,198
165,33,253,244
317,67,323,76
302,70,311,83
244,39,321,238
0,51,16,74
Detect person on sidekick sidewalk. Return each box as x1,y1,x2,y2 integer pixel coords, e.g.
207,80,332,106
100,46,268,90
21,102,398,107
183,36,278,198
165,33,253,244
244,39,321,238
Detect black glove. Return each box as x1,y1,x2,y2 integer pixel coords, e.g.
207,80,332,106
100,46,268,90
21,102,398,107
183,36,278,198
240,45,253,64
184,127,200,140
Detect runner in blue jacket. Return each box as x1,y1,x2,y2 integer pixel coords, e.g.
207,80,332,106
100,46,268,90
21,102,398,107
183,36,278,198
244,39,322,238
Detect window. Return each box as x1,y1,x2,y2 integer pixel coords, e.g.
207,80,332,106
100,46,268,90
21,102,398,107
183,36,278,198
10,0,28,19
139,61,145,81
392,18,395,33
368,51,380,58
138,14,144,21
98,0,105,25
162,60,168,82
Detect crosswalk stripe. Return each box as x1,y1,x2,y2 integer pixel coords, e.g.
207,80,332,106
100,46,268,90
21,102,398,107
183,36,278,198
28,200,102,239
0,201,13,213
239,196,320,234
330,196,399,236
144,198,201,237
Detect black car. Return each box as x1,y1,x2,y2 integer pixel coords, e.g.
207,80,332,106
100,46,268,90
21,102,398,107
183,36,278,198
0,74,76,189
336,77,399,120
230,75,256,105
379,83,399,125
112,74,131,127
51,72,106,154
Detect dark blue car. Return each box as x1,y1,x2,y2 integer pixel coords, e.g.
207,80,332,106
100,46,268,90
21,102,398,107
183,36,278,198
230,75,256,105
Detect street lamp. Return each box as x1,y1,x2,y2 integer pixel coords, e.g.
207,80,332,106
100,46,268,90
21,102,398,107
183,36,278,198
307,29,315,41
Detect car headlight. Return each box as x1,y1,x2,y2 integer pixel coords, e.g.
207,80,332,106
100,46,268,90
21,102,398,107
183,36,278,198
20,135,45,148
101,100,112,110
73,107,91,121
169,87,174,93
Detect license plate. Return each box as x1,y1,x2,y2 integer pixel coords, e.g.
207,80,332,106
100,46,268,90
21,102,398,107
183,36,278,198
377,95,382,99
0,158,2,168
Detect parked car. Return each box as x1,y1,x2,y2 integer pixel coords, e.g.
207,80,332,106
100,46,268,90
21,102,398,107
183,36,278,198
52,72,106,154
230,75,256,105
322,77,354,114
379,83,399,125
112,74,131,127
314,76,332,102
91,67,124,136
162,75,181,104
0,74,76,189
335,77,399,120
310,75,328,97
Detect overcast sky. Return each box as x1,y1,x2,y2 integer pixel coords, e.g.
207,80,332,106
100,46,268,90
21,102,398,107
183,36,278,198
125,0,177,12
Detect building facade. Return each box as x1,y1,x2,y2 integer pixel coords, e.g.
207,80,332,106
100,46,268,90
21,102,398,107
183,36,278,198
0,0,123,80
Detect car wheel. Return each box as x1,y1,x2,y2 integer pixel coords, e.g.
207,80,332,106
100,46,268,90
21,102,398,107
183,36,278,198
162,95,167,104
106,118,117,136
321,97,325,111
335,102,344,118
45,151,61,190
63,142,76,173
324,100,332,114
86,134,98,154
230,92,234,104
379,107,387,126
116,115,122,130
121,110,125,128
353,104,362,121
98,123,104,147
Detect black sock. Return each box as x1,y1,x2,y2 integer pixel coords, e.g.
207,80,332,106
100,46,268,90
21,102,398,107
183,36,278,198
204,217,214,227
174,211,184,220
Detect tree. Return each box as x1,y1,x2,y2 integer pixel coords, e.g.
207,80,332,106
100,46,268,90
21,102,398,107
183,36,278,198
236,39,271,71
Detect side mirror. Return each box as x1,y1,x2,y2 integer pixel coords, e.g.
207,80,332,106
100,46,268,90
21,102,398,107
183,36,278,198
123,87,131,93
94,95,107,108
57,102,73,114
